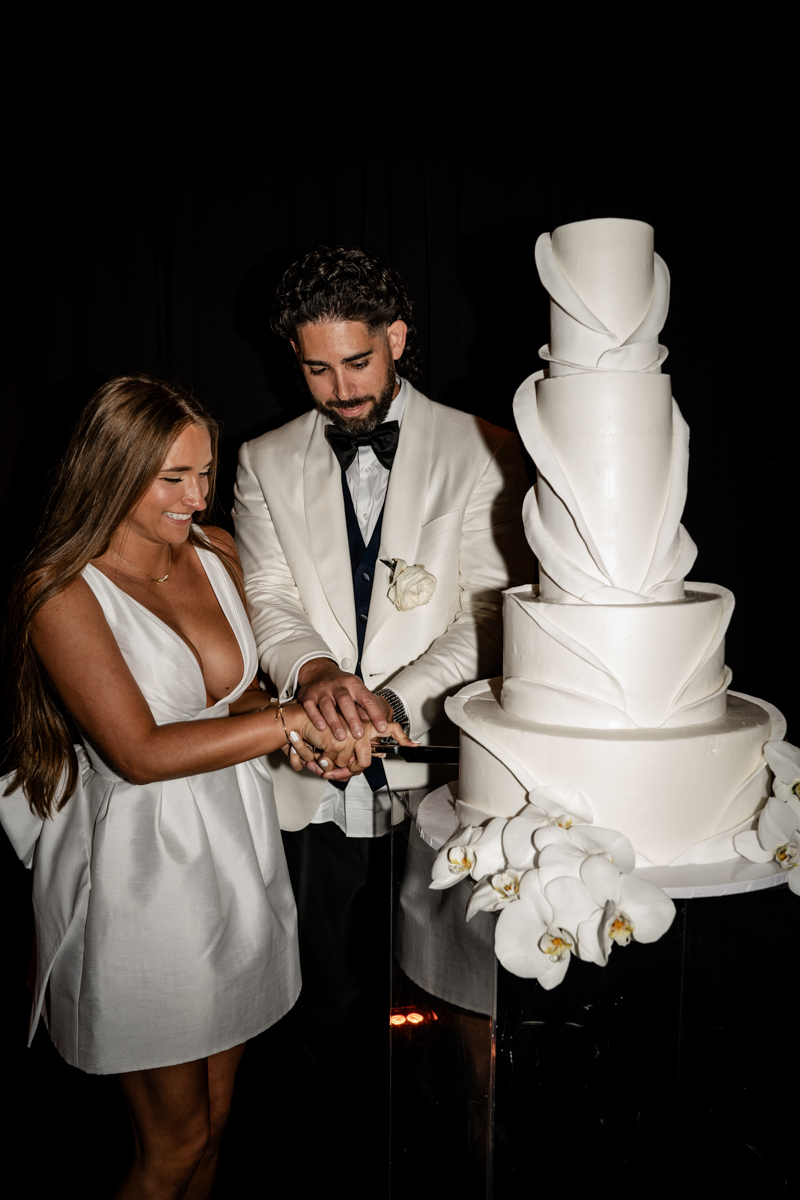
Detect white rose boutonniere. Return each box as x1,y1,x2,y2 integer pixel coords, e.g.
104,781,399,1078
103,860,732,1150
383,558,437,612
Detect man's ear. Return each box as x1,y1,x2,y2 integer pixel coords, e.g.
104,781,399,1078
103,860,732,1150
386,320,408,362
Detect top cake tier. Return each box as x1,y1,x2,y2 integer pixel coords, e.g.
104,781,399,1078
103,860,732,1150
514,218,697,605
537,217,670,376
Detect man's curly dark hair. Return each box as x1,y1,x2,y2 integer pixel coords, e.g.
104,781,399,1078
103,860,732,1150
271,246,420,380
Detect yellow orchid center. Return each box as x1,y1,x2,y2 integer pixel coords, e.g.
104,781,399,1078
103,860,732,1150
492,872,520,899
775,842,798,869
447,846,475,874
541,933,572,958
608,911,634,945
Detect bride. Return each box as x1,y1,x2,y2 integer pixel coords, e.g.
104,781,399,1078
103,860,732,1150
1,374,410,1199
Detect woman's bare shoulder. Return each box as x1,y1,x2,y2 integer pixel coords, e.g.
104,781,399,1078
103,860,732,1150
32,572,105,635
199,525,240,561
30,573,141,708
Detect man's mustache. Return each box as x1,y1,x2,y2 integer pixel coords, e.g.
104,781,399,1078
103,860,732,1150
329,396,375,410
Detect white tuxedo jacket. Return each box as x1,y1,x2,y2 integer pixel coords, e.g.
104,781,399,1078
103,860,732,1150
234,383,533,830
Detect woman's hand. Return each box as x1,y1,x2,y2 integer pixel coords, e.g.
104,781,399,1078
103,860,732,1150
306,719,415,779
281,704,415,779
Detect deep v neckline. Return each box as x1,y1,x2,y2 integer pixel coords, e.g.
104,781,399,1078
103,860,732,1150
85,546,248,704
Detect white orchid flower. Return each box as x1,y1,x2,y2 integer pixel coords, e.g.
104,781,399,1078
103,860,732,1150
494,871,576,989
735,794,800,895
528,784,594,826
609,874,676,942
429,818,507,890
502,807,552,871
544,874,608,966
568,825,637,871
466,869,523,920
535,824,636,892
488,815,675,984
765,741,800,803
580,854,677,964
430,825,481,889
502,785,594,871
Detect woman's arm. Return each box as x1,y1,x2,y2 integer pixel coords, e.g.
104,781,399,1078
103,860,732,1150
31,577,407,785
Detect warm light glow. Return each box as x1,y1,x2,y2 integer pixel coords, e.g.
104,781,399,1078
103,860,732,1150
389,1005,438,1027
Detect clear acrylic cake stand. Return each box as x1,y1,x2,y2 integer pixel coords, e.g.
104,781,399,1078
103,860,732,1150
391,782,795,1195
415,781,787,899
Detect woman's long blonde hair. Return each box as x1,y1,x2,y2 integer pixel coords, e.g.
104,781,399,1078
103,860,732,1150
3,374,241,820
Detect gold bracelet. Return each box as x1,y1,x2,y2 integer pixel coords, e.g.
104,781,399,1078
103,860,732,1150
275,703,292,748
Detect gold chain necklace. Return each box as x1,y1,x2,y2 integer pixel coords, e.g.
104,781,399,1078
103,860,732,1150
111,544,172,584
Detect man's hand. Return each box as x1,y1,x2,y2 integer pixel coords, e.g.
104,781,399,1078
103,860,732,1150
297,657,390,741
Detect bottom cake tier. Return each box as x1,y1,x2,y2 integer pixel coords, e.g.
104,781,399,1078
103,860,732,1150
446,680,785,867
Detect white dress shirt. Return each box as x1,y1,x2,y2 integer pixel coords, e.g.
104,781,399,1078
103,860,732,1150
342,378,407,542
292,381,409,837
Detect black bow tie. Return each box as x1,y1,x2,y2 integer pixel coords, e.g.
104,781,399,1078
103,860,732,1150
326,421,400,472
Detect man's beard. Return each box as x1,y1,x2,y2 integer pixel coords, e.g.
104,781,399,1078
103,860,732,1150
316,362,397,435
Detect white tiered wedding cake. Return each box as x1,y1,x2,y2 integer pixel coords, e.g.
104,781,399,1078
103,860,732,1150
428,219,797,984
446,218,784,871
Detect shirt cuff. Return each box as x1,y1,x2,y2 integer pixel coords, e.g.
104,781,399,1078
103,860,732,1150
283,652,338,702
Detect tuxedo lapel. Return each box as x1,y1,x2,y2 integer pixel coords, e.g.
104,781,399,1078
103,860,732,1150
303,413,358,646
365,388,433,650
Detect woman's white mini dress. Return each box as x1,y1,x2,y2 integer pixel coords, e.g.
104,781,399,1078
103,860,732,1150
0,545,300,1074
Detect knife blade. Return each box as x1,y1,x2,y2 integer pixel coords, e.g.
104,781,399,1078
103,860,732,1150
375,742,460,764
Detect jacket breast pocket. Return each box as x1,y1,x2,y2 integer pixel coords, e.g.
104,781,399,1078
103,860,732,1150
418,508,461,548
416,509,462,608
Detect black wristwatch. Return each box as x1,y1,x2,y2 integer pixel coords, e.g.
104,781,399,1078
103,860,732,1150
374,688,410,736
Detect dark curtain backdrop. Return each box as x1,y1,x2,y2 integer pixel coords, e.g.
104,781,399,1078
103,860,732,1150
4,129,795,738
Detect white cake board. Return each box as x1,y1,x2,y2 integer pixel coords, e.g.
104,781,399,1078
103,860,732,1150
416,783,787,900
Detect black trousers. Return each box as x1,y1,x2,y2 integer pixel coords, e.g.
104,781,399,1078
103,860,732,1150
281,822,390,1146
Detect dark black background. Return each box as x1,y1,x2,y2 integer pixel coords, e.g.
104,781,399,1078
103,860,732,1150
4,127,794,739
2,118,796,1193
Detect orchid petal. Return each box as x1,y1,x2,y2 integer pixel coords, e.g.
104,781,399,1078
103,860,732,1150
568,825,636,872
734,829,775,863
429,826,479,889
495,885,573,986
527,784,594,825
466,875,503,920
758,798,800,850
580,853,623,908
544,875,602,943
466,870,522,920
533,824,574,852
616,874,676,942
577,910,610,965
494,895,551,978
765,741,800,786
470,818,510,879
518,868,555,924
535,951,572,990
537,840,588,889
503,807,549,869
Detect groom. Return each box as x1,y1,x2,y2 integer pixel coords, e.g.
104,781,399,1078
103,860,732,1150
233,245,531,1133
